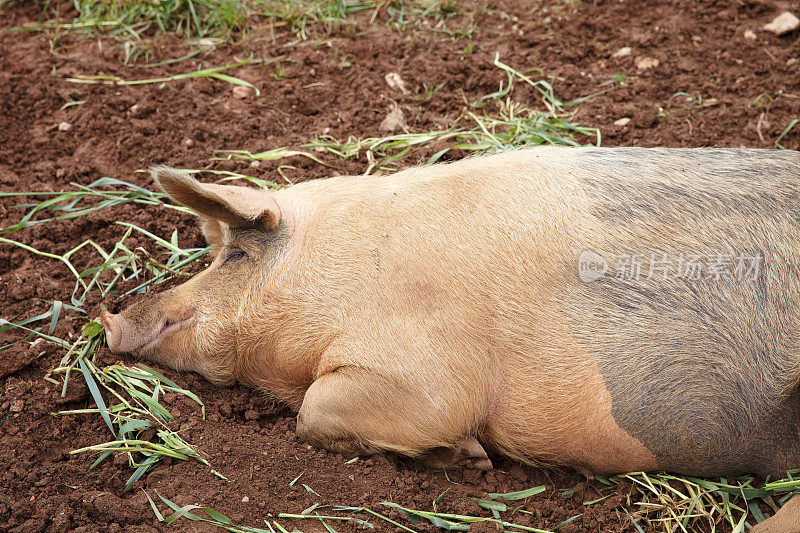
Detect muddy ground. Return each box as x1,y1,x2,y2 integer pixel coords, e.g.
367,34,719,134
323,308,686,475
1,0,799,531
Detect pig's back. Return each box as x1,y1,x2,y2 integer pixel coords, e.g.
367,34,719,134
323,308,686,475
427,147,800,476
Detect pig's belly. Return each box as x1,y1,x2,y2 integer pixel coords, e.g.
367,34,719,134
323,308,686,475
481,368,659,474
477,298,659,474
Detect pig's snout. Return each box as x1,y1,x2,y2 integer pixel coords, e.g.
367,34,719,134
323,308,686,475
100,308,195,354
100,309,123,352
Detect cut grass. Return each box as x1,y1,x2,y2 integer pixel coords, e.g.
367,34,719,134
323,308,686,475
145,487,561,532
0,173,260,490
65,54,267,96
62,343,215,491
223,54,601,175
604,471,800,532
142,472,800,532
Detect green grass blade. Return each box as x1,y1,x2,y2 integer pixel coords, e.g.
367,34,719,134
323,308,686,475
78,358,115,434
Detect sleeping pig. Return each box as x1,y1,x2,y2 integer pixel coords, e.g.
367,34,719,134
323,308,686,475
101,147,800,529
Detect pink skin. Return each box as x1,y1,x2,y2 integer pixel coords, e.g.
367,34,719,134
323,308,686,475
101,308,195,354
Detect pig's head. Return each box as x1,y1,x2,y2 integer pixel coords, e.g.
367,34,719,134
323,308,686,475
100,167,285,386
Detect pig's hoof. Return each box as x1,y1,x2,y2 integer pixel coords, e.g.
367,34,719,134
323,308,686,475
420,436,493,470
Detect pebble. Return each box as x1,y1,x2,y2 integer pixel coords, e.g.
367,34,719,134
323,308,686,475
58,122,72,131
241,496,249,503
744,29,757,41
614,117,631,127
10,400,24,413
232,85,252,99
635,57,659,70
611,46,631,58
764,12,800,36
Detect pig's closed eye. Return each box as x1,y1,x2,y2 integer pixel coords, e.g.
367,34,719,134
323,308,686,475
223,250,248,265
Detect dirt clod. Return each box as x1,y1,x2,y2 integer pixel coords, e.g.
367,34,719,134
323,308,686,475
379,105,407,132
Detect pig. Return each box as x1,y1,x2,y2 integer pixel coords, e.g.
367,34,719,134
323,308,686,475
101,147,800,530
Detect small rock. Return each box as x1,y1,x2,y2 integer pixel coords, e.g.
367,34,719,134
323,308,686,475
611,47,631,59
788,57,799,66
249,161,261,168
379,106,408,133
614,117,631,127
182,138,193,147
743,29,757,41
384,72,410,95
635,57,660,70
764,12,800,36
241,496,250,503
232,85,252,99
58,122,72,131
10,400,23,412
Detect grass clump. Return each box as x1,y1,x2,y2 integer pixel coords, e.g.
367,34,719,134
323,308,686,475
38,0,248,39
255,0,374,40
11,0,461,42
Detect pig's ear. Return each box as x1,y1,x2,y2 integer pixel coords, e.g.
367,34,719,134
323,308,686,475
151,166,280,230
200,218,224,258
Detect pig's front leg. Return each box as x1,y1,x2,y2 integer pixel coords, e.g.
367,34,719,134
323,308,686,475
296,365,473,459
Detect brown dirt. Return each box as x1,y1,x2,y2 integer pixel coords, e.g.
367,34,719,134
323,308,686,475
1,1,799,531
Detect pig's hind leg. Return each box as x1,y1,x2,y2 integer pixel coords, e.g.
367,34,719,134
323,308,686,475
296,365,479,460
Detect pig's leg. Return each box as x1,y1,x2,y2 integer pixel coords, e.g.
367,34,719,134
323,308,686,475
418,436,493,470
750,494,800,533
296,365,480,459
